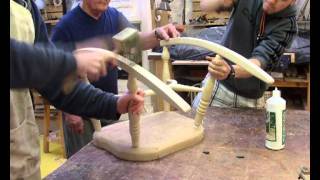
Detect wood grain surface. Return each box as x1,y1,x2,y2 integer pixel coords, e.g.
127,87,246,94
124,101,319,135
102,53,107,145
46,107,309,180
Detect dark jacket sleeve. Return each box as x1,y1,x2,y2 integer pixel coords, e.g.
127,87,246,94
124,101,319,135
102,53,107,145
10,38,77,89
38,80,120,120
251,15,297,69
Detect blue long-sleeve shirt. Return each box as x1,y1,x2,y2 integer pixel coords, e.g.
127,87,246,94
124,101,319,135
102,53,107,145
51,5,133,94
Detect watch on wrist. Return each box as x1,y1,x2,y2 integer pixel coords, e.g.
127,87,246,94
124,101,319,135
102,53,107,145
154,28,162,40
226,64,235,80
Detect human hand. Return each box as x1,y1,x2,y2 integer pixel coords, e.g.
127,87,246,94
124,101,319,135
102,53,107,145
117,89,145,115
155,23,184,40
76,36,111,50
64,113,84,134
73,48,117,82
207,55,231,80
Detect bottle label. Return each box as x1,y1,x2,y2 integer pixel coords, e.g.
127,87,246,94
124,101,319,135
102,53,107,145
282,110,286,145
266,111,276,141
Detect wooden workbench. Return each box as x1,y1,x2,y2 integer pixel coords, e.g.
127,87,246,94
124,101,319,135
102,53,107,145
46,107,309,180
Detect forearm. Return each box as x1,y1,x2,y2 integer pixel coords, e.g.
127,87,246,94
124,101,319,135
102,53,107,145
251,13,297,71
139,31,159,50
10,39,77,89
38,81,120,120
233,58,261,78
200,0,235,12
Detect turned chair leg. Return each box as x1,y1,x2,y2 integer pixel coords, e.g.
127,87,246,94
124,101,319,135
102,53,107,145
43,100,50,153
194,56,222,127
128,74,140,148
162,46,171,112
57,111,66,158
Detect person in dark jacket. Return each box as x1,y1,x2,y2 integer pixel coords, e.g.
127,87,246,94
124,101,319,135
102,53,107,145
10,38,144,118
11,38,118,85
10,0,144,179
192,0,297,109
50,0,184,158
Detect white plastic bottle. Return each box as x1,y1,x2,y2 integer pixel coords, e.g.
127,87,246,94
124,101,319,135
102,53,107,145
265,87,286,150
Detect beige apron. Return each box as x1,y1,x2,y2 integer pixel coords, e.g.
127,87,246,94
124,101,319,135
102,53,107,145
10,0,41,179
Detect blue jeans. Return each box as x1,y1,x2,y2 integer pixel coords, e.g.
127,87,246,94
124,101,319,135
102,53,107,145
192,77,265,109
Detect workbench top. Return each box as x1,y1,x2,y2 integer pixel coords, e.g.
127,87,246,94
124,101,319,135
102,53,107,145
46,107,309,180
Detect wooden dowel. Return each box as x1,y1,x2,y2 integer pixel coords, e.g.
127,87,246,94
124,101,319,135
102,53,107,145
91,118,102,132
143,84,203,97
128,74,140,148
170,84,203,92
162,46,171,112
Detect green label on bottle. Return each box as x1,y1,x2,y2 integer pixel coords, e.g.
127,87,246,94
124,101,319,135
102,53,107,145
282,110,286,145
266,111,276,141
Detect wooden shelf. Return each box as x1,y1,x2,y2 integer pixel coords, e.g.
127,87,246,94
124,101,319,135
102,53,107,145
270,74,310,111
172,60,209,66
271,78,308,88
44,19,59,25
187,22,227,28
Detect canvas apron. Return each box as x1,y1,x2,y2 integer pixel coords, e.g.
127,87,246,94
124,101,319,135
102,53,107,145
10,0,41,179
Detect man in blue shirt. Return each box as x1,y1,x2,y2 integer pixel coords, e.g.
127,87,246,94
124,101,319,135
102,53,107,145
51,0,183,158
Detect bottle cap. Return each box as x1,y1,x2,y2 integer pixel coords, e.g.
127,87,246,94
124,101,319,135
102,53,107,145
272,87,281,97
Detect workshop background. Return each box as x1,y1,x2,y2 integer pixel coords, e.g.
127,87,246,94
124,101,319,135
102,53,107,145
30,0,310,179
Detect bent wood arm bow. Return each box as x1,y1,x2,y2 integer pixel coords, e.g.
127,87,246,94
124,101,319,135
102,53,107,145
160,37,274,84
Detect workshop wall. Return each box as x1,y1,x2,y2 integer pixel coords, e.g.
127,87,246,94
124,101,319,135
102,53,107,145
170,0,185,24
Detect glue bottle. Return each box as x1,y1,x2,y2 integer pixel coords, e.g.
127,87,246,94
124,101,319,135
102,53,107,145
265,87,286,150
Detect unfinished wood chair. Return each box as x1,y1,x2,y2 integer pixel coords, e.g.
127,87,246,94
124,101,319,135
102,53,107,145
82,37,274,162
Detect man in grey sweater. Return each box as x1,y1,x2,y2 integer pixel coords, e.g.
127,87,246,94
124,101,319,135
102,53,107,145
193,0,297,109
